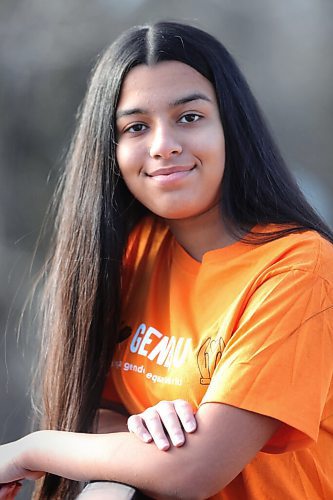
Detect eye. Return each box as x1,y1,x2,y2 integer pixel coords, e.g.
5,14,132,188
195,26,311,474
124,123,147,133
179,113,201,124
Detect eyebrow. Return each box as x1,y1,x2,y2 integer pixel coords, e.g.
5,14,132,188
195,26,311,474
116,92,212,120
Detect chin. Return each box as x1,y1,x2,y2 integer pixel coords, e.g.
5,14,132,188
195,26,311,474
154,200,221,222
157,208,205,221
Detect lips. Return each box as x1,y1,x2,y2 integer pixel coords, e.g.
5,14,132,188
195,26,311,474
147,165,195,177
145,165,197,186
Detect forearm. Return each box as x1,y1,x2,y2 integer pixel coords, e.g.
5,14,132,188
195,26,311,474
15,404,279,499
20,430,193,499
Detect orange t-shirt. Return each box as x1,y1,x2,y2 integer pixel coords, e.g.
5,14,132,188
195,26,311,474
103,216,333,499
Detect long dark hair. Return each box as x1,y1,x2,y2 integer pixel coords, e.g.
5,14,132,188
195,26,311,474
34,21,333,499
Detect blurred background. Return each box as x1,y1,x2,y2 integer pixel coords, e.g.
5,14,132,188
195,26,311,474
0,0,332,497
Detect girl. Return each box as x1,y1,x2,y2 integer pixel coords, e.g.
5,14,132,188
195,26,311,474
0,21,332,500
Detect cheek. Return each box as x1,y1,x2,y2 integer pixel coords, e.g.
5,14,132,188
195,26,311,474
116,145,131,178
209,129,225,153
116,142,144,178
192,126,225,159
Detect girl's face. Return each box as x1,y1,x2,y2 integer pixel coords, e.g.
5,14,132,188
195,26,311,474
116,61,225,220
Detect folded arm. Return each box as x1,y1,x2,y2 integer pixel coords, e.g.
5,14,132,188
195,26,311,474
14,403,280,499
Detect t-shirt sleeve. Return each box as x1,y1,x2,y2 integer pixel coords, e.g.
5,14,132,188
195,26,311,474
200,269,333,453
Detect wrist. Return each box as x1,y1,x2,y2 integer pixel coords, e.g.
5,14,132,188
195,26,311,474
19,431,46,473
0,433,45,483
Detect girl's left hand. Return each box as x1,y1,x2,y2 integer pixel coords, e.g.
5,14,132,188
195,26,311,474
127,399,197,451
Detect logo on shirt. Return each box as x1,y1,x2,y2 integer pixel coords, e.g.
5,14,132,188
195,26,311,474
114,323,226,388
129,323,192,368
197,336,226,385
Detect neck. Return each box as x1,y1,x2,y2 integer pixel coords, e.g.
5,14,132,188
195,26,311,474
165,204,238,262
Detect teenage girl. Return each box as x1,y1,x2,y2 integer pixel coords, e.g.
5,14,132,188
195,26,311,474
0,21,332,500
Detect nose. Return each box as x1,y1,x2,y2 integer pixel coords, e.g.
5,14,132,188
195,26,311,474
149,123,182,159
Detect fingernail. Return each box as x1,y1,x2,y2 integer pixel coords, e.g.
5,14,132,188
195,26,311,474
174,435,185,446
157,439,169,450
185,422,196,432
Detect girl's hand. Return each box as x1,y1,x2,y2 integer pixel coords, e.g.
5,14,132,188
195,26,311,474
0,482,22,500
127,400,197,451
0,440,44,485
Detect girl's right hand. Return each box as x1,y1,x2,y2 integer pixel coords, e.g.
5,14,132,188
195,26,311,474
0,482,22,500
0,439,44,486
127,399,197,451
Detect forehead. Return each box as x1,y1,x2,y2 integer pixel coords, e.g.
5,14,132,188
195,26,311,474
117,61,217,109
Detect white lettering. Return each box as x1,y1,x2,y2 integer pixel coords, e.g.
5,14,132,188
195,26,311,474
138,326,163,356
123,362,145,373
164,337,176,368
145,372,183,386
148,336,170,365
129,324,192,369
173,338,192,368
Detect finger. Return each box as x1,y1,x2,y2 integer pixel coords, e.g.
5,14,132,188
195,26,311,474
9,482,22,499
173,400,197,433
141,408,170,451
0,482,21,500
0,484,13,500
155,401,186,447
127,415,153,444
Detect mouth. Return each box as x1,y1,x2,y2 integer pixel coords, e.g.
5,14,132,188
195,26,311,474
144,165,197,186
146,165,196,177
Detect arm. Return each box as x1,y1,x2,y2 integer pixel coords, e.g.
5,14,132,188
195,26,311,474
3,403,280,500
127,399,197,449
